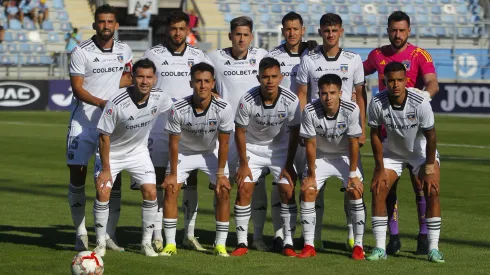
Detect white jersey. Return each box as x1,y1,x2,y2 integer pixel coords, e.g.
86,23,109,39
267,44,306,93
296,46,364,103
207,47,268,114
300,99,361,158
235,86,301,149
97,87,173,159
165,96,234,155
69,36,133,128
368,88,435,158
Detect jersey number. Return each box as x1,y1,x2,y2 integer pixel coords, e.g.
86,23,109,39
69,137,79,150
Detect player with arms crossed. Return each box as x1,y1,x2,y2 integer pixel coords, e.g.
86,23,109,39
207,16,271,251
363,11,439,255
161,62,234,257
231,57,301,257
366,62,443,263
67,4,132,252
94,58,173,257
141,10,210,253
296,13,366,250
299,74,365,259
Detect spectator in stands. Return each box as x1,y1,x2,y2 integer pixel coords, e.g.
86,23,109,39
0,25,4,43
6,1,20,27
65,28,81,53
19,0,38,24
37,0,48,27
136,4,151,29
187,9,201,41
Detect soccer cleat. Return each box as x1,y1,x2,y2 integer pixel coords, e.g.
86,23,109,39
345,238,355,251
152,239,164,253
159,244,177,256
297,245,316,258
315,239,325,251
183,236,207,251
386,235,401,255
251,239,268,251
213,244,229,257
416,234,429,254
428,249,445,263
366,247,387,261
93,241,106,257
271,237,283,253
75,235,89,251
106,237,125,252
141,243,158,257
230,243,249,256
282,244,297,257
351,245,365,260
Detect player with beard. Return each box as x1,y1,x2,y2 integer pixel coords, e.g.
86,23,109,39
363,11,439,255
67,4,132,252
140,11,210,254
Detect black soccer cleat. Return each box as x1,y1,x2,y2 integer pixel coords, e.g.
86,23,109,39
386,235,401,255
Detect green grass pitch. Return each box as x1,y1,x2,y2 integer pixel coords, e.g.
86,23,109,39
0,112,489,274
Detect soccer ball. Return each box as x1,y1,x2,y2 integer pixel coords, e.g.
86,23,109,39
71,251,104,275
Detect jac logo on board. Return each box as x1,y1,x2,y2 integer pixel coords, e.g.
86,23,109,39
0,82,40,107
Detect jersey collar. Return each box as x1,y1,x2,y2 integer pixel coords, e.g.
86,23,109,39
169,43,187,56
390,91,408,111
321,47,342,62
324,99,340,120
128,87,149,109
91,35,114,53
191,96,213,117
228,47,248,60
283,44,301,57
259,87,282,109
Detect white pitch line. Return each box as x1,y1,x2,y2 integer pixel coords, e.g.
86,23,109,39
365,138,490,150
362,153,489,161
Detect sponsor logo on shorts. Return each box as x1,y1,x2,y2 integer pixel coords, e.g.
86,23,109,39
145,170,154,174
106,108,112,115
67,151,74,160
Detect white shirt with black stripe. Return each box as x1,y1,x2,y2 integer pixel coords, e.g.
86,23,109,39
235,86,301,149
368,88,435,158
266,44,306,93
165,96,234,155
69,36,133,128
300,99,361,159
97,87,172,159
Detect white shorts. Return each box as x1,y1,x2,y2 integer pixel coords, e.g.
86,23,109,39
66,126,98,166
294,144,306,177
304,156,363,190
148,132,169,168
241,144,290,184
226,131,239,179
167,148,229,185
383,150,441,177
94,151,156,188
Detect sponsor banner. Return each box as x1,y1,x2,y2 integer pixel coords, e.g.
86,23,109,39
48,80,73,111
431,82,490,114
0,80,49,110
127,0,159,15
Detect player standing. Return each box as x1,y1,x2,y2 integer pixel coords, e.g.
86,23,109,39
296,13,366,250
299,74,365,259
141,11,210,252
363,11,439,255
366,62,443,263
207,16,270,250
94,58,173,257
161,63,234,257
67,4,132,252
231,57,301,257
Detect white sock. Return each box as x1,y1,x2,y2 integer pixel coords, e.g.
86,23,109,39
271,185,283,239
153,188,164,241
314,187,325,241
350,199,365,247
344,193,354,240
163,218,177,246
372,216,388,250
215,221,229,246
183,186,198,238
106,190,121,240
426,217,441,251
300,201,316,247
68,183,87,237
93,199,109,245
142,199,157,245
234,204,251,246
251,177,267,241
281,203,298,246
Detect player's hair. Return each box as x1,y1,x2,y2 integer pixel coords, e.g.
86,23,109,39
230,16,253,32
190,62,215,78
167,10,190,26
94,4,117,22
282,12,303,26
318,74,342,90
383,61,407,75
320,13,342,27
388,11,410,27
259,57,281,73
132,58,157,75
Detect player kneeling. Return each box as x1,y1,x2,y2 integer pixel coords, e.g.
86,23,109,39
161,62,234,257
366,62,444,263
299,74,366,259
94,58,173,257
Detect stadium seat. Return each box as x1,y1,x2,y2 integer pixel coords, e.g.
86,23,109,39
312,13,322,24
401,0,412,4
258,4,269,13
460,27,474,37
431,5,442,14
458,15,469,25
428,0,438,5
378,5,388,14
361,0,373,3
32,44,46,53
9,19,23,30
416,6,428,15
420,27,435,37
442,15,455,25
440,0,451,3
296,0,306,3
350,4,362,14
52,0,64,10
455,4,467,14
0,44,4,52
58,11,70,21
416,15,428,25
19,43,31,53
351,15,363,25
365,14,377,25
0,54,13,65
61,22,73,32
431,16,442,25
306,25,316,35
271,4,282,13
6,43,17,52
42,21,54,31
284,5,295,13
335,0,346,4
311,4,322,14
348,0,359,4
4,31,14,42
403,5,415,15
240,0,250,2
39,55,53,65
338,5,348,14
435,27,446,37
240,3,252,13
388,0,398,4
224,13,233,23
297,3,308,13
282,0,292,2
367,26,379,35
23,18,36,30
325,5,336,13
355,26,368,35
260,13,270,25
414,0,425,4
16,32,28,42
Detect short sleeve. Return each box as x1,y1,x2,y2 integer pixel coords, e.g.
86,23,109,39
353,55,365,86
164,105,181,135
288,98,301,126
219,103,234,133
417,48,436,75
234,96,250,128
367,99,381,128
97,101,117,136
347,106,362,138
296,56,310,86
418,100,435,131
300,108,316,139
363,49,378,76
159,93,173,114
69,47,86,76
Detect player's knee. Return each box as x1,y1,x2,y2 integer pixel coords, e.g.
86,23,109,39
426,188,439,200
216,187,230,202
347,189,362,200
69,165,87,186
302,188,317,202
96,189,111,202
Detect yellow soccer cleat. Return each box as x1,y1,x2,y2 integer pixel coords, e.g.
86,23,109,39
159,244,177,257
213,245,229,257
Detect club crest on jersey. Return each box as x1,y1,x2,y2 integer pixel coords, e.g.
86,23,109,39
188,59,195,67
250,58,257,66
151,106,158,116
239,103,244,109
117,55,124,63
340,64,348,73
106,108,113,116
406,112,416,121
337,122,346,129
208,119,217,126
402,60,411,71
278,111,286,118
